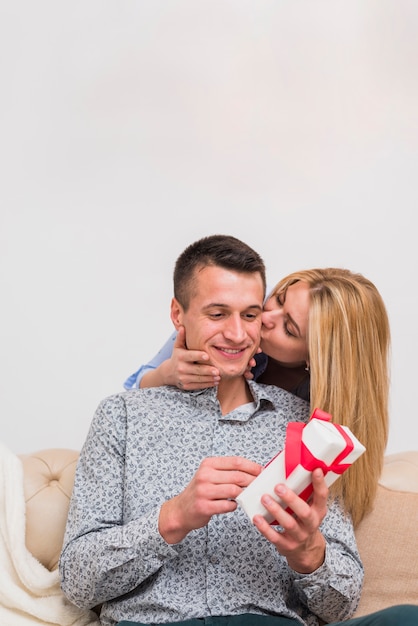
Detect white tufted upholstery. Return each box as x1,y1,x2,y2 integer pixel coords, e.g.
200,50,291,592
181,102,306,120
19,449,79,571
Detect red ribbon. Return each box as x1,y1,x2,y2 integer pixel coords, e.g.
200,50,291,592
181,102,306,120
284,408,354,504
271,408,354,522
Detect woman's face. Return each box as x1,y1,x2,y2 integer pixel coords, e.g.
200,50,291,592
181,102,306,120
260,281,310,367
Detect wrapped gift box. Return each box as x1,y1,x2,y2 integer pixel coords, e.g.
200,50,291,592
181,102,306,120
236,408,366,523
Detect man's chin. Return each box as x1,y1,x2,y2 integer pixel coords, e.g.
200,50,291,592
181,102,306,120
217,364,248,380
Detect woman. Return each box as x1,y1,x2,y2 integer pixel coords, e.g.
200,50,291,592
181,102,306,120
124,268,390,527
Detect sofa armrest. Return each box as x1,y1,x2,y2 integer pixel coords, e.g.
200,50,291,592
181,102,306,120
353,450,418,617
19,448,79,571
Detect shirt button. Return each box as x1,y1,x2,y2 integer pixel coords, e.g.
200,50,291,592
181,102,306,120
209,555,220,564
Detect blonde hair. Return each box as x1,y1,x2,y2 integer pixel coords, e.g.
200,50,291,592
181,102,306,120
271,268,390,527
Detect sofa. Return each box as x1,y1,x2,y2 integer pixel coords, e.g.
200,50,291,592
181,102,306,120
3,446,418,624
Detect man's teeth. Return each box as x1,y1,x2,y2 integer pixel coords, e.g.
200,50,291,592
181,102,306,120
222,348,242,354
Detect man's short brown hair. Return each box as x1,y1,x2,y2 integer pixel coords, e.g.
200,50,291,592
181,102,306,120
173,234,266,310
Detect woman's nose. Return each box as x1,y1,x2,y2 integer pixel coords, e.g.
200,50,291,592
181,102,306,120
261,309,275,328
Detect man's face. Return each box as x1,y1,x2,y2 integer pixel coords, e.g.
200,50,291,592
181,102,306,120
171,265,264,380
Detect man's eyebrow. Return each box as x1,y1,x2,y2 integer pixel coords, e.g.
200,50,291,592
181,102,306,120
203,303,263,311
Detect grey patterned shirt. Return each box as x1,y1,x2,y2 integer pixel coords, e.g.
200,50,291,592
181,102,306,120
59,382,363,626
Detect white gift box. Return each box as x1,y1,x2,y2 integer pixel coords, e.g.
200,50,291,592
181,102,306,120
236,410,366,524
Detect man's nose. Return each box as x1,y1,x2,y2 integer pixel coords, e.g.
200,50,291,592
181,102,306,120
223,316,247,341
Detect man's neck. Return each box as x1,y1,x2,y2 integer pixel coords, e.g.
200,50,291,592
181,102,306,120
216,377,254,416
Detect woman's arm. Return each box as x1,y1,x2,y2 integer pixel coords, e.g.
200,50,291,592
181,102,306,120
123,331,178,389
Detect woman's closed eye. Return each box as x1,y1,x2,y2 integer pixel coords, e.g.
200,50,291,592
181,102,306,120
283,322,298,338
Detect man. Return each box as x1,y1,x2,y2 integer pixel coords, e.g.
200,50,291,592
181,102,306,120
60,235,415,626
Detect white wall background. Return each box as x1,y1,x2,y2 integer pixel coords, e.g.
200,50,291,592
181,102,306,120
1,1,417,455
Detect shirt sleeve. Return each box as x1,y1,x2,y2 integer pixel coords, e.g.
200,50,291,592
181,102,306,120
59,395,179,609
290,498,364,622
123,331,178,389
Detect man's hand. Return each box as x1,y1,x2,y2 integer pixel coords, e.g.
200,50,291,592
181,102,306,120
159,456,262,544
252,468,328,573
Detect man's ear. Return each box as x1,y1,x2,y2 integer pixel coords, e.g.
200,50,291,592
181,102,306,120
170,297,184,330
